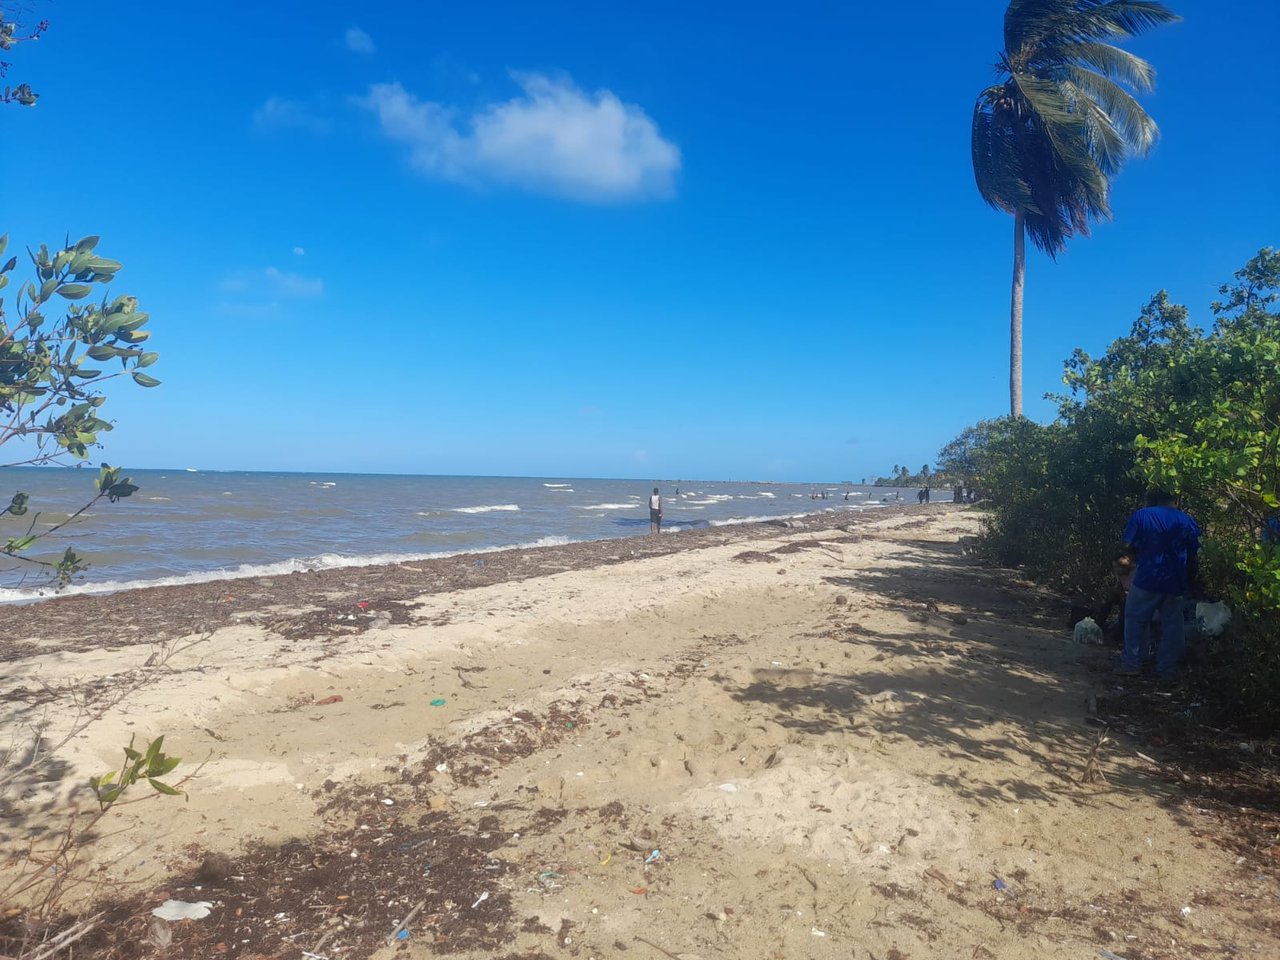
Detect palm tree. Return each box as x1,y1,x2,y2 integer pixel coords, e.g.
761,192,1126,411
972,0,1179,417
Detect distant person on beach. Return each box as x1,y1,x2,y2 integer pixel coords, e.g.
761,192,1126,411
917,489,927,504
924,486,931,503
1118,490,1201,679
649,487,663,534
953,485,964,504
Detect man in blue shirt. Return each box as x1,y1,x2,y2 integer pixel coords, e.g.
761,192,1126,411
1118,490,1201,679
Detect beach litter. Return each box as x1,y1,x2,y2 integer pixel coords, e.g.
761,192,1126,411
471,891,490,909
537,870,564,890
644,849,662,864
315,695,343,706
1196,600,1231,636
386,900,427,944
151,900,213,921
992,877,1008,892
430,698,447,707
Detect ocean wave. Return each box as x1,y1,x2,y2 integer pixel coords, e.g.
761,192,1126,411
758,492,776,498
147,497,172,502
582,503,637,510
452,504,520,514
543,483,572,488
0,535,584,605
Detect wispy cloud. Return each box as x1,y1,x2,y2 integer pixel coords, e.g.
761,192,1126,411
220,266,325,301
345,26,375,55
253,96,330,134
358,73,681,202
264,267,324,298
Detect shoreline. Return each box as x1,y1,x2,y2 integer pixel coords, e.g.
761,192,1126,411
0,501,942,661
3,506,1276,959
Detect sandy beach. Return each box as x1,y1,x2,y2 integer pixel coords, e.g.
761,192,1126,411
2,506,1277,959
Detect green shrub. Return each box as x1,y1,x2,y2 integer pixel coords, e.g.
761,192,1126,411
945,249,1280,731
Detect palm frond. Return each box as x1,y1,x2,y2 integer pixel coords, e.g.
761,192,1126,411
1062,65,1159,154
1004,0,1079,53
978,0,1172,258
1033,40,1157,91
1063,80,1131,174
1011,74,1096,179
1068,1,1181,40
972,91,1037,215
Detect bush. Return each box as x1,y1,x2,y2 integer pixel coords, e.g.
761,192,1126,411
945,249,1280,731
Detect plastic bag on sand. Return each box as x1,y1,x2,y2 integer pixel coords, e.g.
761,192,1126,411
151,900,213,921
1196,601,1231,637
1073,617,1104,645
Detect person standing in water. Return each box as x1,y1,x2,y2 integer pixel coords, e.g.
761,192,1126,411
649,487,663,534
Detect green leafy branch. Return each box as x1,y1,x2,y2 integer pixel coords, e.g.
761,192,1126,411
0,10,48,107
1,232,158,587
89,735,184,810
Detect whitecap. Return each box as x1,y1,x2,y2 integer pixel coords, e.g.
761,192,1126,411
582,503,638,511
452,504,520,514
543,483,572,488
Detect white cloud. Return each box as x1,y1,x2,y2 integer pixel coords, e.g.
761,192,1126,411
220,267,324,301
292,246,306,257
253,97,330,134
345,27,375,54
358,73,680,202
265,266,324,298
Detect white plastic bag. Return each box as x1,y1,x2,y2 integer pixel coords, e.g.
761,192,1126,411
1196,601,1231,637
1073,616,1104,645
151,900,213,921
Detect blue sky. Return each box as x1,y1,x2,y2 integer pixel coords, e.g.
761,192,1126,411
3,1,1277,481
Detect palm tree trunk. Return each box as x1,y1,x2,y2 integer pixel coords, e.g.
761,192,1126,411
1009,208,1025,418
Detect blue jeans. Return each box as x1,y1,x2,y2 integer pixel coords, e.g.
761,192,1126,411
1122,584,1186,676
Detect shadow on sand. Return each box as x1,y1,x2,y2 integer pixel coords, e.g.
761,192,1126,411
723,535,1182,812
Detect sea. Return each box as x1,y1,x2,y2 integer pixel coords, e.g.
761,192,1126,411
0,468,936,603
